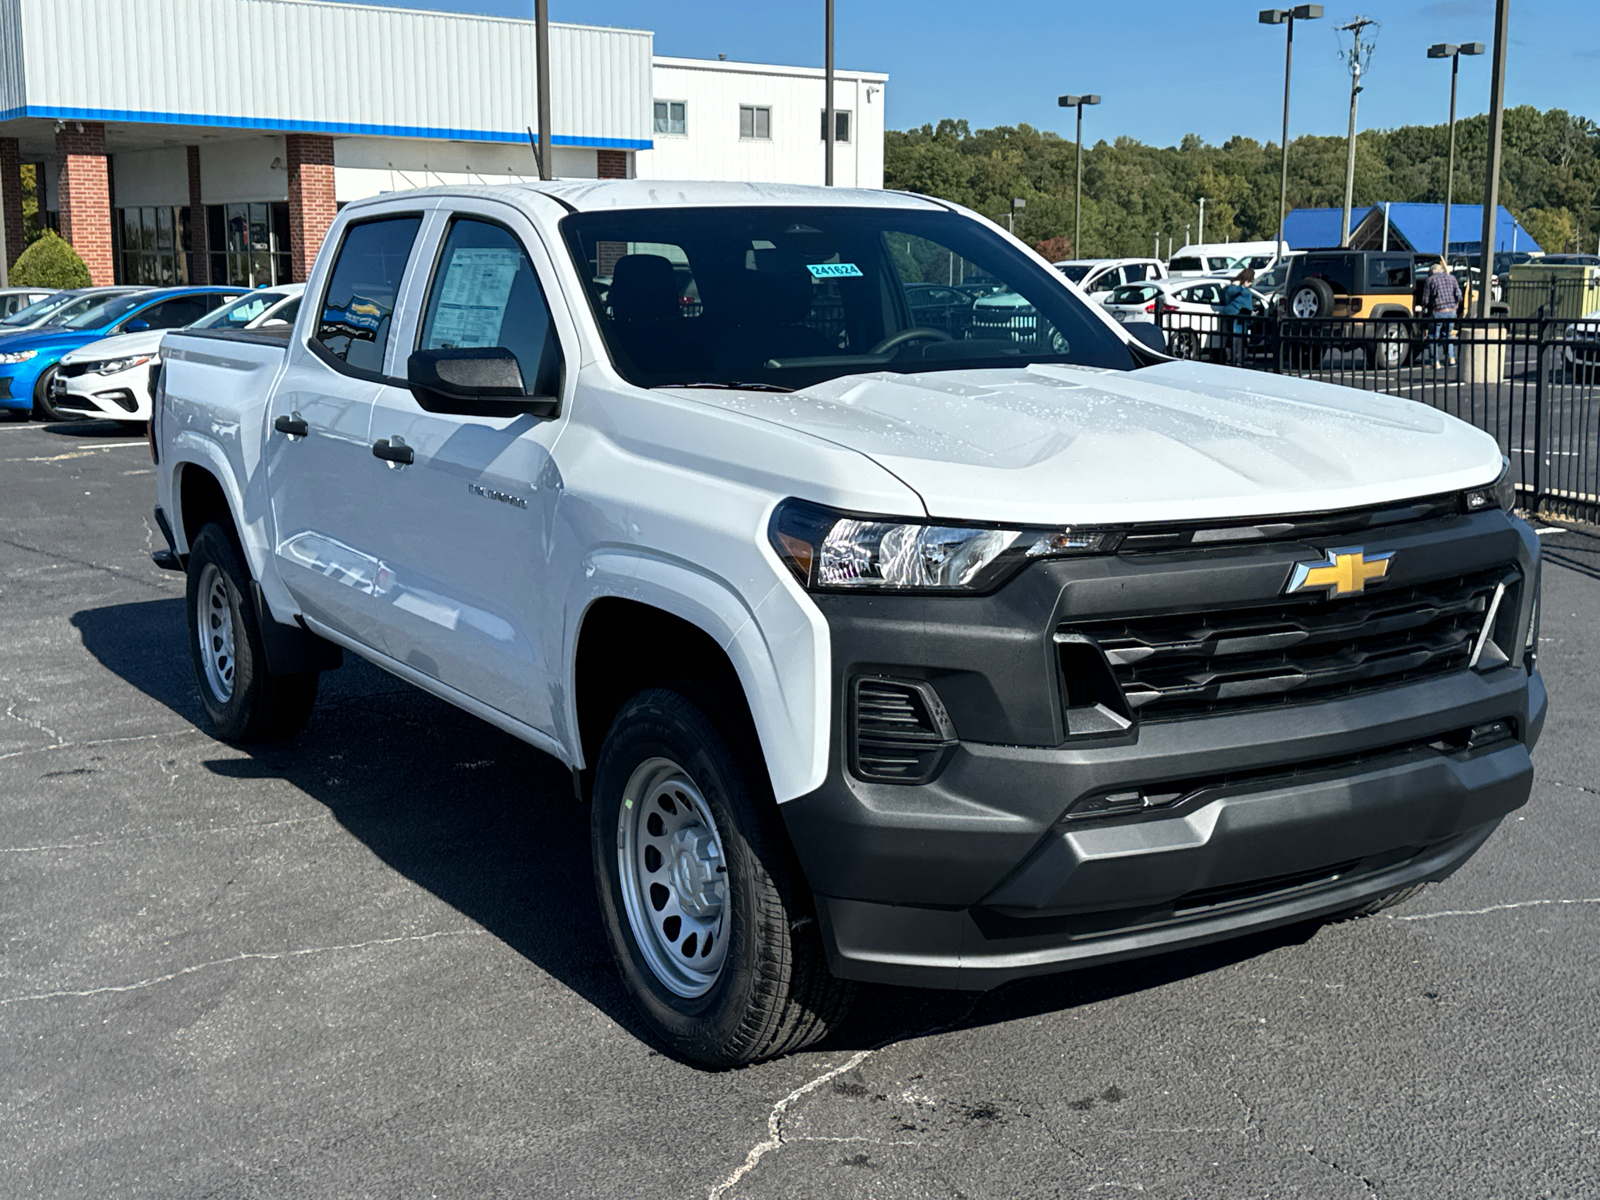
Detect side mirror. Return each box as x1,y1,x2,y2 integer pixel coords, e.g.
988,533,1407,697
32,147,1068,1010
125,319,151,333
406,347,559,419
1125,321,1167,355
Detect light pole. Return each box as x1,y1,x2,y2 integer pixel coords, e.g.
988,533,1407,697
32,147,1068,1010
1260,6,1323,259
824,0,835,186
534,0,552,180
1428,41,1484,265
1477,0,1510,317
1198,197,1207,247
1009,197,1026,236
1057,93,1100,256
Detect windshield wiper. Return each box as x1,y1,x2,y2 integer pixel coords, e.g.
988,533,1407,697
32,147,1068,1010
658,381,795,393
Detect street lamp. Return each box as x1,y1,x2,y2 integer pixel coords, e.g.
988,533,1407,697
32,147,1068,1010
1260,6,1323,259
1057,93,1100,256
1428,40,1484,266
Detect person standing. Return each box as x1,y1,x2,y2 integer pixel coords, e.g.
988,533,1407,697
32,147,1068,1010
1218,268,1256,365
1422,260,1464,368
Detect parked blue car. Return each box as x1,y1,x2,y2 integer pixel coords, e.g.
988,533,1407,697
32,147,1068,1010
0,287,141,339
0,286,247,419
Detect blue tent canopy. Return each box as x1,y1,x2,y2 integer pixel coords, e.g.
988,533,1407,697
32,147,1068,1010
1282,203,1541,256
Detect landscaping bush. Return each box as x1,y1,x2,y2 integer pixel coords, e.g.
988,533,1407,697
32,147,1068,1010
9,230,91,288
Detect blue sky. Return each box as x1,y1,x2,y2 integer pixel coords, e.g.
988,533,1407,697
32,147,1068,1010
341,1,1600,146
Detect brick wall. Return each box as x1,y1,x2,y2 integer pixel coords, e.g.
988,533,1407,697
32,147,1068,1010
597,149,629,179
285,133,337,283
186,145,208,285
56,122,114,286
0,138,24,273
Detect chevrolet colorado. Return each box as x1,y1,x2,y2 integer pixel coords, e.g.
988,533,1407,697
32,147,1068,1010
151,181,1544,1067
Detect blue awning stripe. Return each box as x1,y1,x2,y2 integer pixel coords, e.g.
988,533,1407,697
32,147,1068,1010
0,105,651,150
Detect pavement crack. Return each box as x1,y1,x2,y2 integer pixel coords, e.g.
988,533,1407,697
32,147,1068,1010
708,993,986,1199
0,728,202,764
4,699,64,746
0,534,168,591
0,928,489,1006
1548,778,1600,797
1388,896,1600,921
1303,1145,1380,1198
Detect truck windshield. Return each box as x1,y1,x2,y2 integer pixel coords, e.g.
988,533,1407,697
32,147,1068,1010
560,206,1136,390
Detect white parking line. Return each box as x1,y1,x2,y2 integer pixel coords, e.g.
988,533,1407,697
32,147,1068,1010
6,442,147,463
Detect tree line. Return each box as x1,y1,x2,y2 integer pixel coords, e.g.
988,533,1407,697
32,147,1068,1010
884,106,1600,260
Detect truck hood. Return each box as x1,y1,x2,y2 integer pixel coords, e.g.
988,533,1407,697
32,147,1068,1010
59,329,163,364
669,361,1505,525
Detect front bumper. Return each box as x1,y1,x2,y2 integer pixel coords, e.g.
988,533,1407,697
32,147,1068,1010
52,363,149,420
779,507,1544,989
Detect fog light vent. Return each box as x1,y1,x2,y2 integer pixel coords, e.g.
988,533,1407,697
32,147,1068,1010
850,677,957,785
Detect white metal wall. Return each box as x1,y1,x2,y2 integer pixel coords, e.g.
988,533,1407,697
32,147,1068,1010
5,0,652,147
637,59,886,188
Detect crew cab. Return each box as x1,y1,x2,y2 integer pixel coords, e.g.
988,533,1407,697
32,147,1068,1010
152,182,1545,1068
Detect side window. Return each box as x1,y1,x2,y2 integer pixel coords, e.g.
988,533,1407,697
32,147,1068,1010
1124,263,1148,283
418,218,563,398
315,216,423,372
262,296,300,328
1368,256,1413,290
132,297,210,330
1088,268,1122,293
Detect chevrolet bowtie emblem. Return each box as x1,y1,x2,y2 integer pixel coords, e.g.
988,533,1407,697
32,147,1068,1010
1285,546,1393,597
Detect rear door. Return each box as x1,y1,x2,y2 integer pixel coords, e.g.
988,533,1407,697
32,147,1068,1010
266,211,426,648
363,203,573,732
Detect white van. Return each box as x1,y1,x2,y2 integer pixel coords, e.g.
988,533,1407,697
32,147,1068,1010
1168,241,1284,277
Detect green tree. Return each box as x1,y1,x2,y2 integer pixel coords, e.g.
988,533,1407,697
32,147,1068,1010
10,230,91,288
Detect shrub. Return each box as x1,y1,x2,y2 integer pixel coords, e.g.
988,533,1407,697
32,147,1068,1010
10,230,91,288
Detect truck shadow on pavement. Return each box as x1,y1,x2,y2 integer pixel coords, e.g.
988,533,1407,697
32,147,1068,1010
74,596,1322,1064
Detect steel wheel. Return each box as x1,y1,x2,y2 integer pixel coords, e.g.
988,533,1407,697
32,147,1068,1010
196,561,237,703
616,756,730,998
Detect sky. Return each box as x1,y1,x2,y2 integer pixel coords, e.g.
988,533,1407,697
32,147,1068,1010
333,1,1600,147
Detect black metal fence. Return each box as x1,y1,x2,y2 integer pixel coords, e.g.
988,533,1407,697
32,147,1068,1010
1155,310,1600,524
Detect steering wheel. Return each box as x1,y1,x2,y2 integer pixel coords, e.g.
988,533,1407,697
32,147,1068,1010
869,326,954,355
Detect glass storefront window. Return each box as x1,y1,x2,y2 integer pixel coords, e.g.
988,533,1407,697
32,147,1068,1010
207,201,292,287
115,205,188,286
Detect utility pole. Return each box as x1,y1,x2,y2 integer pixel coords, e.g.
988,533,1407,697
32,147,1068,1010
1477,0,1510,316
1057,93,1100,256
824,0,835,186
535,0,552,180
1429,41,1484,264
1336,15,1378,246
1260,8,1322,258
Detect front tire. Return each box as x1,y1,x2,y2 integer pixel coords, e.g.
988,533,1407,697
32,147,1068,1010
592,687,854,1067
31,366,71,421
185,523,318,742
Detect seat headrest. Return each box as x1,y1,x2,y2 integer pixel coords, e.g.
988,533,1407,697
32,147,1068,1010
610,254,680,323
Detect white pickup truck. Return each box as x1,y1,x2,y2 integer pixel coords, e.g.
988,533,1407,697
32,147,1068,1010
152,181,1545,1067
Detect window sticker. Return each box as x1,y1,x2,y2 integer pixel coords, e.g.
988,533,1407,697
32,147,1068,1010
427,247,522,348
807,262,863,279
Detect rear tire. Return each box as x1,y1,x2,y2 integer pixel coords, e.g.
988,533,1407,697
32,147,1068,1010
1365,322,1410,370
591,686,854,1067
185,523,318,742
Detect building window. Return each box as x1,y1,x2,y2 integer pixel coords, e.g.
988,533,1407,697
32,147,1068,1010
739,105,771,140
114,206,189,286
821,110,851,144
653,100,687,136
206,202,291,287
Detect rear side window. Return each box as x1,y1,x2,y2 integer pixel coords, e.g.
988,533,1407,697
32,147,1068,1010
1368,255,1413,290
1108,284,1157,305
418,218,563,398
129,296,213,330
1169,257,1203,272
315,216,423,372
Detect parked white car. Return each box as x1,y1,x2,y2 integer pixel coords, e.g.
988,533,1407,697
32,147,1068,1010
152,180,1541,1069
1101,277,1268,358
0,287,57,319
1052,257,1166,296
0,287,140,337
1168,241,1283,277
54,284,303,422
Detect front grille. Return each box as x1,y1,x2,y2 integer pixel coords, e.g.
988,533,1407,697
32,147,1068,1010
1061,567,1515,721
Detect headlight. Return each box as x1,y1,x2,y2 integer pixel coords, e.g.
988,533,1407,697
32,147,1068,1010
0,349,38,364
1462,458,1516,513
93,354,152,376
769,499,1119,593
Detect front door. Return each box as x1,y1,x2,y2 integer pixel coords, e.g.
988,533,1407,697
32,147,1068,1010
266,213,425,649
364,209,571,732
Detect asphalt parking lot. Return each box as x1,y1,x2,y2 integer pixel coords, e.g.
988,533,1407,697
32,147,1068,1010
3,418,1599,1200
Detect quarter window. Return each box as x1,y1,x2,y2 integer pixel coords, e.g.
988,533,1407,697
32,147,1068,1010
653,100,687,136
314,216,423,372
418,219,563,398
739,105,771,140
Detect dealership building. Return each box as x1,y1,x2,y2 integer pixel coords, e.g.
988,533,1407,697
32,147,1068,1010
0,0,886,287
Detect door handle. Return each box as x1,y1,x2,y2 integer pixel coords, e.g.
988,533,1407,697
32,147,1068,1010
274,412,308,437
371,436,414,465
